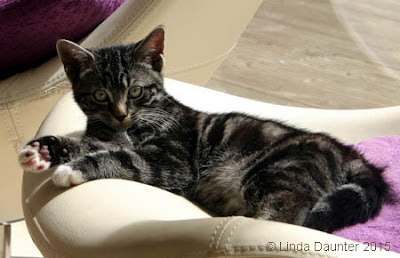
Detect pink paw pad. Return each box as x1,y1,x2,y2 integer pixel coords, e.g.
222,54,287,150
18,141,52,173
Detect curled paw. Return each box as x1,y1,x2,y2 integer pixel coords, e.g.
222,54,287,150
52,165,87,187
19,141,51,173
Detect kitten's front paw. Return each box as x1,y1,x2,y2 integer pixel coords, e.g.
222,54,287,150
52,165,87,187
19,141,52,173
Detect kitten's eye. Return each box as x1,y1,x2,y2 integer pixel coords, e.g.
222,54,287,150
93,90,108,102
128,86,143,99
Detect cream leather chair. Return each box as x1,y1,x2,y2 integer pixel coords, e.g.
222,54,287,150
0,0,262,256
5,0,400,257
24,78,400,258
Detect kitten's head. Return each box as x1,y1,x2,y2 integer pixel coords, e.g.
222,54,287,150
56,26,167,129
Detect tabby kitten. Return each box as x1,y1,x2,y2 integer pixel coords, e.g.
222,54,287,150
19,26,387,233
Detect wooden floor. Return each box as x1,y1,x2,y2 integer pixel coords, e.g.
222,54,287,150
206,0,400,109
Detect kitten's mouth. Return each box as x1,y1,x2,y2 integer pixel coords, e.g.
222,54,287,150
110,117,132,129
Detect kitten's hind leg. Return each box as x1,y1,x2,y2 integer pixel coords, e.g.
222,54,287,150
254,190,312,226
303,183,385,232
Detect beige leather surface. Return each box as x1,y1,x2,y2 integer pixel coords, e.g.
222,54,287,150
0,90,68,222
23,78,400,257
0,0,261,222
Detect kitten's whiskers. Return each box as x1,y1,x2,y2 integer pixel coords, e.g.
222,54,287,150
135,108,182,133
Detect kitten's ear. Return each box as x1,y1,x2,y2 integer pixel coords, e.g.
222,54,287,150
56,39,95,81
134,25,165,72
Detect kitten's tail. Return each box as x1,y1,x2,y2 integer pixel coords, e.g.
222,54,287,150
303,159,388,233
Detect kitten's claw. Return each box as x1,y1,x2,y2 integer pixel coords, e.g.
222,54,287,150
19,143,51,173
52,165,86,187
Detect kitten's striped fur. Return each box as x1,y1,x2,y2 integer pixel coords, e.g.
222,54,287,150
20,26,387,233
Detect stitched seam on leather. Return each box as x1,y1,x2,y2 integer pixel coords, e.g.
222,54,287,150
1,81,70,105
213,217,239,254
8,102,26,147
117,0,161,45
42,80,70,95
208,217,230,251
5,103,23,153
41,73,67,93
103,1,156,46
0,76,68,104
86,0,158,47
26,74,69,103
231,245,338,258
0,105,19,154
165,43,237,76
224,218,243,252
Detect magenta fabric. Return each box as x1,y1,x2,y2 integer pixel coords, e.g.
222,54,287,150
333,136,400,253
0,0,125,79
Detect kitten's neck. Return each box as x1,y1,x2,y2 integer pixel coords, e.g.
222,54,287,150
127,93,199,137
157,93,199,126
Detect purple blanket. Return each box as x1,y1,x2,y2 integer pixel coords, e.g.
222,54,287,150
0,0,125,78
333,136,400,253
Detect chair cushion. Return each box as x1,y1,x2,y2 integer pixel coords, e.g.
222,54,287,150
0,0,125,79
333,136,400,253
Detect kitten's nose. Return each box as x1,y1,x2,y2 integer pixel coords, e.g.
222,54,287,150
115,115,127,122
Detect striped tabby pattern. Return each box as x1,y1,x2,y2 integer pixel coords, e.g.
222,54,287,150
21,26,388,233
